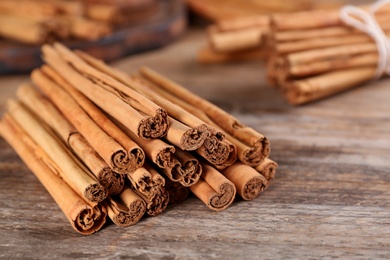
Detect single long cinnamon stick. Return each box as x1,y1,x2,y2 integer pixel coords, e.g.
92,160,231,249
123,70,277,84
17,84,124,195
40,65,145,173
284,67,377,105
7,100,108,203
255,158,278,181
198,46,264,64
31,68,135,174
208,26,264,53
190,163,236,211
0,114,107,235
222,162,269,201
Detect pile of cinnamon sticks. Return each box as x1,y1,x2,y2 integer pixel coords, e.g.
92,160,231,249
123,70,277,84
0,0,156,44
0,43,277,235
266,5,390,105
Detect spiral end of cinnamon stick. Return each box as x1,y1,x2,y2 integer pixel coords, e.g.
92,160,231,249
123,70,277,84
98,167,125,195
262,162,278,180
145,187,169,216
112,199,146,227
242,175,269,201
111,149,130,174
84,183,108,203
156,146,176,168
73,204,107,235
180,124,209,151
138,108,169,139
127,147,145,172
209,182,236,211
198,135,230,166
179,158,202,187
241,137,270,167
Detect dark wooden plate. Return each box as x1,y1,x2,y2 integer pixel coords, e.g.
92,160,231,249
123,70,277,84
0,0,186,74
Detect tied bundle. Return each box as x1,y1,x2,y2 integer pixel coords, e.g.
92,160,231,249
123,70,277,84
0,0,156,44
0,43,277,235
196,1,343,64
266,1,390,105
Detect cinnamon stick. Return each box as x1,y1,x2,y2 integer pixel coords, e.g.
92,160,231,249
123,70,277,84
75,50,209,151
7,99,108,203
17,84,124,195
31,68,136,174
164,177,189,204
255,158,278,181
198,46,264,64
208,26,264,53
41,43,169,140
40,65,145,173
103,187,146,227
0,114,107,235
222,162,269,200
190,163,236,211
140,67,269,166
284,67,376,105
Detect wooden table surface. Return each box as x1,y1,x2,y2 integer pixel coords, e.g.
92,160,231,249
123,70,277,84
1,28,390,259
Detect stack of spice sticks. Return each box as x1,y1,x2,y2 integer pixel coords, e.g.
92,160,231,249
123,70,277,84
266,4,390,105
0,43,277,235
198,15,269,64
0,0,156,44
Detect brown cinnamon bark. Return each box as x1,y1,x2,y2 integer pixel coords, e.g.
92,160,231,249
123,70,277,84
132,185,169,217
164,177,189,204
59,15,112,40
75,51,209,151
222,162,269,201
31,68,136,174
0,14,56,44
208,26,264,53
40,65,145,173
190,163,236,211
127,164,165,199
284,67,376,105
7,100,108,204
17,84,125,195
174,148,202,186
0,115,107,235
103,187,146,227
198,46,264,64
216,15,269,32
41,43,169,140
140,67,269,166
255,158,278,180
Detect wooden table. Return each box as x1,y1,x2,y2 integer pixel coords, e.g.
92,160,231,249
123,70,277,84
1,29,390,259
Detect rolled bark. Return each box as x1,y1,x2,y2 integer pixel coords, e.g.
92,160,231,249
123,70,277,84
40,65,145,173
255,158,278,180
0,114,107,235
7,100,108,204
190,163,236,211
222,162,269,201
17,83,124,195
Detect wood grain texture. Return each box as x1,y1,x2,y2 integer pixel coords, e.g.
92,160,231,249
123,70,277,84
1,29,390,259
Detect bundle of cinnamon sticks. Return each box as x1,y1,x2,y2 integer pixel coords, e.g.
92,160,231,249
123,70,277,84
266,4,390,105
0,43,277,234
0,0,156,44
196,0,343,64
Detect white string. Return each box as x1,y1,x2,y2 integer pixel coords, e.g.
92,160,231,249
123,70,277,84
340,0,390,79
